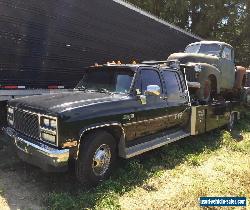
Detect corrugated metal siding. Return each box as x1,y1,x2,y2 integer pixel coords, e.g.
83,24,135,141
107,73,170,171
0,0,200,88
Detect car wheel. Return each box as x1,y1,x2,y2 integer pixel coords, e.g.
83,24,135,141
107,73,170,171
76,130,117,186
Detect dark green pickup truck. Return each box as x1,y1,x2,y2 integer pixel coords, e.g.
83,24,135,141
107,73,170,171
4,63,244,185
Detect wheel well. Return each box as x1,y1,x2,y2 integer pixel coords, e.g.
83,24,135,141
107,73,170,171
208,74,217,94
80,126,124,145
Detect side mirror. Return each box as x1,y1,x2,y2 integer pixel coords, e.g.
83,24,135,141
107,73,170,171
145,85,161,96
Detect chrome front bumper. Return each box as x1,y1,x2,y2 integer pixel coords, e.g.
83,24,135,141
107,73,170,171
4,127,69,172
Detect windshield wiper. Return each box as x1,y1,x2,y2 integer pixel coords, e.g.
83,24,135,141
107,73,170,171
97,88,114,95
74,86,86,91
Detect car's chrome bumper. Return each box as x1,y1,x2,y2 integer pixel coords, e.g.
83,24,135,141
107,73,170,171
4,127,69,172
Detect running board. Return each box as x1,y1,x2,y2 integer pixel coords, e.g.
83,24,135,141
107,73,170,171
125,130,190,158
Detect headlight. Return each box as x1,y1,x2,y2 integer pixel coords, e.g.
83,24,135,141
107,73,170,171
41,117,57,129
41,131,56,144
43,118,50,127
194,64,202,72
50,120,57,129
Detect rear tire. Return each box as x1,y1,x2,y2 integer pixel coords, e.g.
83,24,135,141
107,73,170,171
76,130,117,186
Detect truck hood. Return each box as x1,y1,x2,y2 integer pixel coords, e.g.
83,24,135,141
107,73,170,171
8,91,127,114
168,52,219,65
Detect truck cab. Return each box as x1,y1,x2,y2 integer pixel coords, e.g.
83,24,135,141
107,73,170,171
5,63,191,185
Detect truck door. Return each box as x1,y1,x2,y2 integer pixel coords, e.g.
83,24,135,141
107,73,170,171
162,70,190,129
220,46,235,89
133,68,168,139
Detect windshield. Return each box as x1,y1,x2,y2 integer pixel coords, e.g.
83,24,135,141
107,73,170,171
75,67,134,94
185,43,221,56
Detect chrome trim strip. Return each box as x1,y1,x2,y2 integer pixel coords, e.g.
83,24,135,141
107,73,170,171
78,123,126,159
40,127,57,135
125,131,190,158
123,108,190,126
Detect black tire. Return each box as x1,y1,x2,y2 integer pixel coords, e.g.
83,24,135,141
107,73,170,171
76,130,117,186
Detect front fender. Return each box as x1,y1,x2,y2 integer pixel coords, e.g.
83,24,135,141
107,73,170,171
198,63,221,93
77,122,127,158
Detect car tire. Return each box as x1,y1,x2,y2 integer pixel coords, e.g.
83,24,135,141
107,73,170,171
76,130,117,186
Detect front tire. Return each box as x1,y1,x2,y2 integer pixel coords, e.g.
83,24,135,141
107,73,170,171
76,130,117,186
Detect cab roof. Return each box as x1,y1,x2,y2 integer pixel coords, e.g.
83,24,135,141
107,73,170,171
88,63,176,72
188,41,233,48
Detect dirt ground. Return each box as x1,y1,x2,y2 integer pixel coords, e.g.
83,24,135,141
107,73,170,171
0,133,78,210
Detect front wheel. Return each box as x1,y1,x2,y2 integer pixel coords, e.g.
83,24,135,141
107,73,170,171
76,130,117,186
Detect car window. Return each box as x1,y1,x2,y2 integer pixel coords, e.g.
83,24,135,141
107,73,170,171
199,44,221,56
75,68,134,94
222,47,232,61
162,71,182,99
136,69,162,94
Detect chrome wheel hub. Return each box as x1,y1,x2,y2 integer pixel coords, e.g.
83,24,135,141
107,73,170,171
92,144,111,176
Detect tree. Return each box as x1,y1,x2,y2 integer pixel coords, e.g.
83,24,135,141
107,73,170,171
127,0,250,66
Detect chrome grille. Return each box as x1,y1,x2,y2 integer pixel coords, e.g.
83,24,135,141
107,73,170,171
13,109,40,139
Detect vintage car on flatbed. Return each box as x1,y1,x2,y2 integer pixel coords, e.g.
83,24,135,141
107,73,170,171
4,62,247,185
168,41,245,101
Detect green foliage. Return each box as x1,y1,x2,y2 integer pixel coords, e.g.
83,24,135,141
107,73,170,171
127,0,250,66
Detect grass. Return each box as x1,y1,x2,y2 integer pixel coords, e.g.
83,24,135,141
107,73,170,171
46,113,250,210
0,187,4,196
